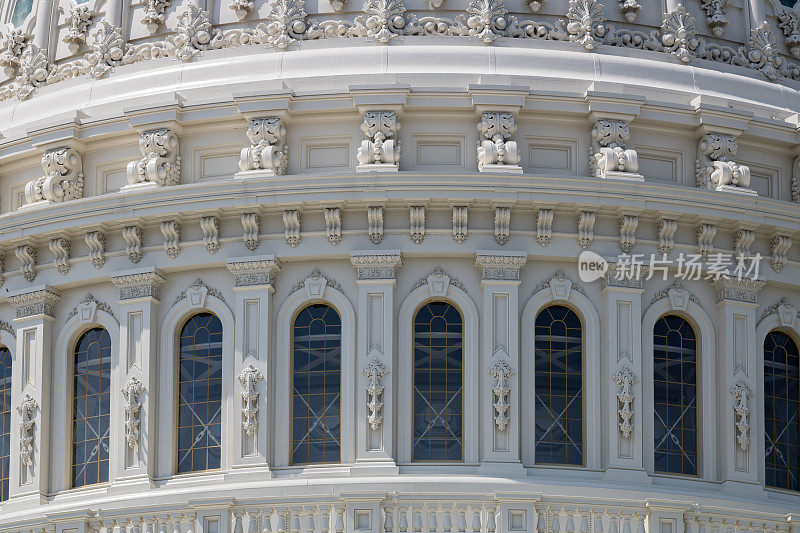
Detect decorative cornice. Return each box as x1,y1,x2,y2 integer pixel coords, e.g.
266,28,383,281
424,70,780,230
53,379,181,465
7,286,61,319
109,268,166,302
712,278,766,304
350,250,402,280
474,251,528,281
602,263,649,289
226,255,281,287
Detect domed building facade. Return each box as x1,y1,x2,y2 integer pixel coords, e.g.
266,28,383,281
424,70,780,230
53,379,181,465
0,0,798,531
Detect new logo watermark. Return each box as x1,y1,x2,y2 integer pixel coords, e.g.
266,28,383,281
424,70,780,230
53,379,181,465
578,251,762,283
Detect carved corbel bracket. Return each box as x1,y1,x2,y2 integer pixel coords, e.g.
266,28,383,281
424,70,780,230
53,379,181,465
357,111,401,172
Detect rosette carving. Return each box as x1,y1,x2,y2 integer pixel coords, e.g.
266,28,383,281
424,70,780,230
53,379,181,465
566,0,605,50
259,0,308,49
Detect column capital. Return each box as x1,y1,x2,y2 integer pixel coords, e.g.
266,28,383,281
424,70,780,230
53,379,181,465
602,263,647,290
350,250,402,281
713,278,766,305
109,267,166,302
7,285,60,319
226,255,280,288
475,251,527,281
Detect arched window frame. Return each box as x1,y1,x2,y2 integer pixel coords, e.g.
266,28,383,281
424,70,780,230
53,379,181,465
275,278,355,470
521,282,600,469
398,282,479,465
642,294,716,480
756,306,800,492
157,289,233,479
52,302,119,493
0,329,14,504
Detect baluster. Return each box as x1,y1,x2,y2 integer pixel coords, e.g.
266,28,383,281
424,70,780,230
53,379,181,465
428,507,439,533
303,510,315,533
172,516,182,533
414,509,423,533
399,506,409,533
608,515,618,533
470,507,482,533
486,508,496,533
184,514,196,533
262,509,274,533
562,509,571,533
552,512,561,533
277,509,288,533
636,514,646,533
457,507,467,533
443,506,453,533
580,513,590,533
384,505,395,533
594,511,604,533
290,509,301,533
248,510,260,533
320,508,330,533
622,515,631,533
536,509,547,533
233,511,245,533
334,508,345,533
144,518,155,533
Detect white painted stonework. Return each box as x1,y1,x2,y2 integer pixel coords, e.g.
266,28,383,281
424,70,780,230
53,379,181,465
0,0,798,531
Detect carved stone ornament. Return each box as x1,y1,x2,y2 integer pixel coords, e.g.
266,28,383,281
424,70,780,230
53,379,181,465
0,29,30,78
730,380,752,451
238,364,264,436
793,156,800,204
325,207,342,246
494,206,511,244
63,6,95,55
358,0,408,44
761,297,800,326
143,0,172,33
201,216,220,254
289,268,344,297
696,222,717,259
17,394,38,467
175,278,226,306
695,133,752,192
241,212,261,251
410,206,425,244
578,211,595,249
618,214,638,253
109,269,166,301
259,0,308,49
770,235,792,273
83,22,125,79
661,6,699,63
537,208,553,246
411,266,466,294
24,147,84,205
239,117,288,174
566,0,606,50
475,252,527,281
7,287,60,319
15,244,37,282
283,209,301,247
85,231,106,269
488,360,514,431
733,228,755,257
778,6,800,58
226,257,280,287
49,237,70,275
231,0,255,20
657,218,678,255
123,225,144,264
612,366,638,439
350,251,402,280
368,206,384,244
700,0,728,38
452,206,468,244
122,377,146,450
363,358,389,430
618,0,641,23
535,271,587,299
477,113,521,173
746,24,783,82
357,111,401,171
589,119,640,179
127,129,181,187
161,220,182,258
459,0,511,44
651,281,702,310
66,293,116,324
167,5,214,62
713,278,766,304
526,0,545,12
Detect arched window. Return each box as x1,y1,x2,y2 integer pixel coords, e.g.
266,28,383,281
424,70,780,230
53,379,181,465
72,328,111,488
764,330,799,491
9,0,32,27
177,313,223,473
534,305,583,465
292,304,341,465
413,301,463,461
653,315,697,476
0,346,10,501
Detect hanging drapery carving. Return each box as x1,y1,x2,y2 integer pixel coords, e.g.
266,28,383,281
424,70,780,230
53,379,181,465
488,360,514,431
122,377,146,450
612,366,638,439
238,364,264,436
363,358,389,430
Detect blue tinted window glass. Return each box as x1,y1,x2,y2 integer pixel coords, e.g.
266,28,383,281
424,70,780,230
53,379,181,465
72,328,111,488
535,305,583,465
413,301,463,461
177,313,223,473
292,304,341,465
0,346,10,501
10,0,33,27
764,330,800,491
653,315,697,476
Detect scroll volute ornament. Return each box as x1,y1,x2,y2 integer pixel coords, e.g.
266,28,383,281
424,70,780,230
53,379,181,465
239,117,288,175
477,112,521,172
695,133,751,191
25,147,84,205
357,111,401,169
127,129,181,187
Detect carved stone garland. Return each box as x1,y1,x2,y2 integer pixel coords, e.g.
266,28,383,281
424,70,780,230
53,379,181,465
363,358,389,430
477,113,521,173
64,6,96,55
488,360,514,431
239,117,288,175
17,394,39,467
122,377,145,450
730,380,752,451
695,133,752,192
127,129,181,187
24,147,84,205
612,366,638,439
238,365,263,436
589,119,640,179
357,111,401,171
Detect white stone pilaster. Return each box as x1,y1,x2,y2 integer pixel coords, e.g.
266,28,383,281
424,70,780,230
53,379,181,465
7,285,60,503
601,271,645,477
226,256,280,478
109,267,166,485
475,251,527,474
712,278,764,490
349,251,402,474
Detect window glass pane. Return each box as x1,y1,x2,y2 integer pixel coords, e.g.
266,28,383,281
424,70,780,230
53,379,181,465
10,0,32,27
0,346,10,501
292,304,341,465
653,315,697,476
764,330,799,491
534,305,583,465
177,313,223,473
413,301,463,461
72,328,111,488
